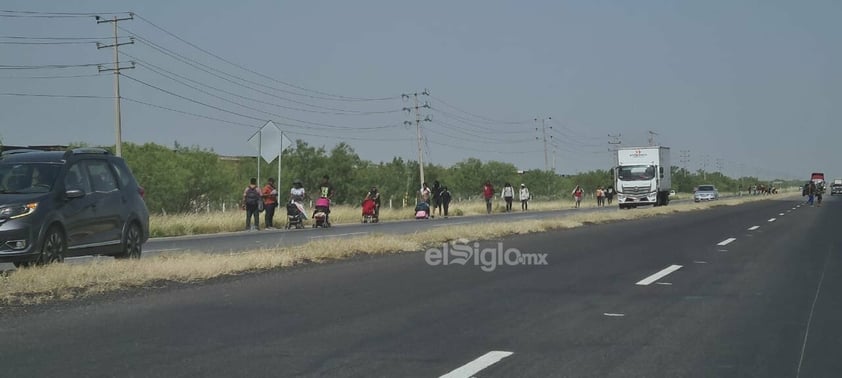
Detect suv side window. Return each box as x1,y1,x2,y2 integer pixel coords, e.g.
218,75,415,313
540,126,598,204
84,160,119,193
110,159,135,189
65,162,92,194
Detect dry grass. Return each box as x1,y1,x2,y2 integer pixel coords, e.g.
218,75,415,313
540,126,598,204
0,193,795,305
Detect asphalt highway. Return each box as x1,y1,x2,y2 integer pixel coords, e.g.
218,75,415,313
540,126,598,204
2,194,838,377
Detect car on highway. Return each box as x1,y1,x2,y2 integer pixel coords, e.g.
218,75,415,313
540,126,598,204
693,185,719,202
831,180,842,196
0,148,149,267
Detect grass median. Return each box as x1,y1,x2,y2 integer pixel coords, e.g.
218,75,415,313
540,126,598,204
1,194,794,306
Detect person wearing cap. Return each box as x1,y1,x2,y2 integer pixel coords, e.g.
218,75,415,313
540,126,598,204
519,183,530,211
290,179,308,220
365,185,381,218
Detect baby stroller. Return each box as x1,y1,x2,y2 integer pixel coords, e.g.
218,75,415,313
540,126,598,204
415,201,430,219
361,198,378,223
313,197,331,228
286,201,305,229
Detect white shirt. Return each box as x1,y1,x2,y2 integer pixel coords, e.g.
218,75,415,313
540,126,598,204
502,186,514,198
290,187,306,201
519,187,530,201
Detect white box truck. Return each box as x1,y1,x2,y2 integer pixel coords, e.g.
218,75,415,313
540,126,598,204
614,146,672,208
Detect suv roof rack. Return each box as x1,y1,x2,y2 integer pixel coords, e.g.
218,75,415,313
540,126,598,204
63,148,111,159
0,149,42,156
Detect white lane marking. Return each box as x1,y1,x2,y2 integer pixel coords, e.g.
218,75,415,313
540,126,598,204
636,265,683,286
717,238,737,246
693,260,708,264
603,313,625,317
440,351,514,378
779,213,785,216
309,232,368,239
656,282,673,286
768,218,776,222
748,226,760,231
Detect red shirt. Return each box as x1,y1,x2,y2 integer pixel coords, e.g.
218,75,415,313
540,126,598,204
483,185,494,199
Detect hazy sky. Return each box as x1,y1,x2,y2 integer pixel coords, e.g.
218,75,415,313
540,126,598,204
1,1,839,180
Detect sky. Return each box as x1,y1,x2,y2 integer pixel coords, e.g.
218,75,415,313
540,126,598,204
1,0,839,180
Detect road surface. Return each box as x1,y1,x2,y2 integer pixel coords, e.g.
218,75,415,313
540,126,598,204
3,195,836,377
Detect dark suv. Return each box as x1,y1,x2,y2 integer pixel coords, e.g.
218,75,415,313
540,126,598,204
0,148,149,267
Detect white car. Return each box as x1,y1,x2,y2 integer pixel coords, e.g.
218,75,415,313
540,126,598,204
694,185,719,202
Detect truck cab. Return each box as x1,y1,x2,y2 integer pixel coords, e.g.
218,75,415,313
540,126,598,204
614,147,671,209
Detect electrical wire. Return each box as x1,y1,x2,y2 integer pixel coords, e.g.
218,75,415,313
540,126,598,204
0,92,112,99
0,63,110,69
0,73,102,79
428,94,531,125
122,68,400,131
132,12,399,102
126,32,396,114
123,52,399,116
122,97,259,129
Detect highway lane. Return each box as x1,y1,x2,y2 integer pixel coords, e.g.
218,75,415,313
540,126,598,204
2,195,834,377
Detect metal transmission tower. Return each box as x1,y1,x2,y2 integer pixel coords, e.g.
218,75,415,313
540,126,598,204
96,14,134,157
701,154,710,181
648,130,659,146
679,150,690,176
402,90,431,191
715,158,724,174
534,117,552,171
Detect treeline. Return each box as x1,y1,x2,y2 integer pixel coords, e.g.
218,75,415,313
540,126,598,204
111,141,796,214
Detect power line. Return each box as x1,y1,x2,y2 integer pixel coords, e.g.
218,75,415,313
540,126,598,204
427,94,531,125
0,73,102,79
0,9,126,16
0,92,112,99
124,52,399,116
122,97,258,129
0,41,99,45
125,63,400,131
0,35,118,40
0,63,110,69
131,12,398,102
125,32,393,114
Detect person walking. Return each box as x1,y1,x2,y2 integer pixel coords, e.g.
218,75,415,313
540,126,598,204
807,181,816,206
365,185,381,218
483,180,494,214
290,179,308,220
519,183,530,211
502,182,515,212
431,180,443,218
262,177,278,229
420,182,432,206
441,186,452,217
572,185,584,208
606,186,615,205
596,186,605,207
243,178,261,231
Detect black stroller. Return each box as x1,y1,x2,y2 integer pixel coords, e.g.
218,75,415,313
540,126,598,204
286,201,305,229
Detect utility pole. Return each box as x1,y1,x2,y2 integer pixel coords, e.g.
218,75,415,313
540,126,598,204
715,158,724,174
534,117,552,171
648,130,659,146
702,154,710,181
96,14,134,157
679,150,690,177
608,133,622,167
402,90,430,192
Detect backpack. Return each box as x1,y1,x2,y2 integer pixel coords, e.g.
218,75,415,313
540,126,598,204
245,187,261,207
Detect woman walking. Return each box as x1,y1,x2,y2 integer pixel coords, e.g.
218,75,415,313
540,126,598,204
502,182,515,212
519,183,530,211
572,185,584,208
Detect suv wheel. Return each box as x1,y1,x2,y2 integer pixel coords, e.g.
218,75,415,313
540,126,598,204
33,227,66,265
115,223,142,259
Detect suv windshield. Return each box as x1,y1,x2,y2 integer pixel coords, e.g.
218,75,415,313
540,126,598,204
697,185,715,191
618,165,655,181
0,163,61,194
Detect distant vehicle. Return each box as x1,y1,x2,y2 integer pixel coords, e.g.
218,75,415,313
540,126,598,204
669,190,676,197
694,185,719,202
811,172,825,185
832,179,842,196
0,148,149,267
614,146,672,209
